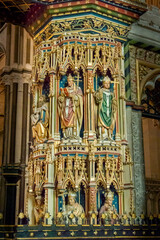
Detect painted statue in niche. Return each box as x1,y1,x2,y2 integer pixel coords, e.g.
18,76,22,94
31,95,49,143
99,191,117,223
94,76,117,140
62,192,84,224
34,196,45,225
58,74,83,139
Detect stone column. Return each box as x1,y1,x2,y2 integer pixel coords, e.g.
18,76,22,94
43,147,55,224
126,103,134,156
19,75,31,213
2,166,21,224
1,24,33,225
123,102,135,214
1,72,32,224
1,77,10,223
27,193,35,225
2,75,20,224
10,81,18,164
132,108,146,215
2,77,10,165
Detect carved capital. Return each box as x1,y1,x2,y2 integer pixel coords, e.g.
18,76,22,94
1,74,11,85
10,73,22,83
22,73,32,84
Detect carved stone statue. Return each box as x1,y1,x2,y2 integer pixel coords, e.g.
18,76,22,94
62,192,84,224
99,191,117,222
94,76,117,140
31,95,49,143
34,196,45,225
58,74,83,139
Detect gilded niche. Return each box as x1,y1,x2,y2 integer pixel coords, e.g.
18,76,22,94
26,33,134,226
62,192,84,224
31,95,49,143
94,76,117,140
58,74,83,139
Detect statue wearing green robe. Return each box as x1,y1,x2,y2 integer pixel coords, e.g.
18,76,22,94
95,76,117,140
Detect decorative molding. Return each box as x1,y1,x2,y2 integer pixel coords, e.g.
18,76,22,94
1,75,11,85
138,6,160,32
34,17,130,45
146,178,160,192
128,6,160,48
146,178,160,215
1,72,32,85
129,45,137,103
129,45,160,104
132,110,146,215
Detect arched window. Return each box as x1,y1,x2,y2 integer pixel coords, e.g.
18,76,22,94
141,74,160,215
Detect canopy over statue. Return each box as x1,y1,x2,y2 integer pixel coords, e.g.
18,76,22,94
58,74,83,139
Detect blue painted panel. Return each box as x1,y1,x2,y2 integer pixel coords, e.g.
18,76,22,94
58,196,63,212
77,187,85,211
94,74,103,91
113,192,119,213
42,110,46,122
113,125,116,140
110,184,119,213
97,187,105,211
42,74,50,101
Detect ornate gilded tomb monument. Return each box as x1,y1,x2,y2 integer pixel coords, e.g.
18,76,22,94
1,0,160,239
28,27,132,225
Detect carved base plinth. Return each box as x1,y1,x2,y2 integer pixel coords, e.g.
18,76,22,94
61,137,82,144
2,165,22,225
58,142,86,153
96,139,118,145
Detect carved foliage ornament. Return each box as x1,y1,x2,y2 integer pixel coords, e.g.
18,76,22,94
34,18,129,45
34,40,121,84
129,45,160,104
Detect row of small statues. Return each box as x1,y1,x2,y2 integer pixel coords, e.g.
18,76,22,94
33,191,158,226
34,192,159,226
34,191,117,225
31,74,117,143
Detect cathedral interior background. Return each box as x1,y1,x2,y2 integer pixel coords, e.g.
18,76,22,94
0,0,160,239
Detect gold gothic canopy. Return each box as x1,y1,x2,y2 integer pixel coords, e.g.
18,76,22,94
27,31,133,225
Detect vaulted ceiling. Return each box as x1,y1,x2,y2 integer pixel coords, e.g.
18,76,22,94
0,0,147,24
0,0,150,35
0,0,33,26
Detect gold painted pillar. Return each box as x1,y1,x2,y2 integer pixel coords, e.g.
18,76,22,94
88,144,97,221
49,71,55,139
86,70,95,140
